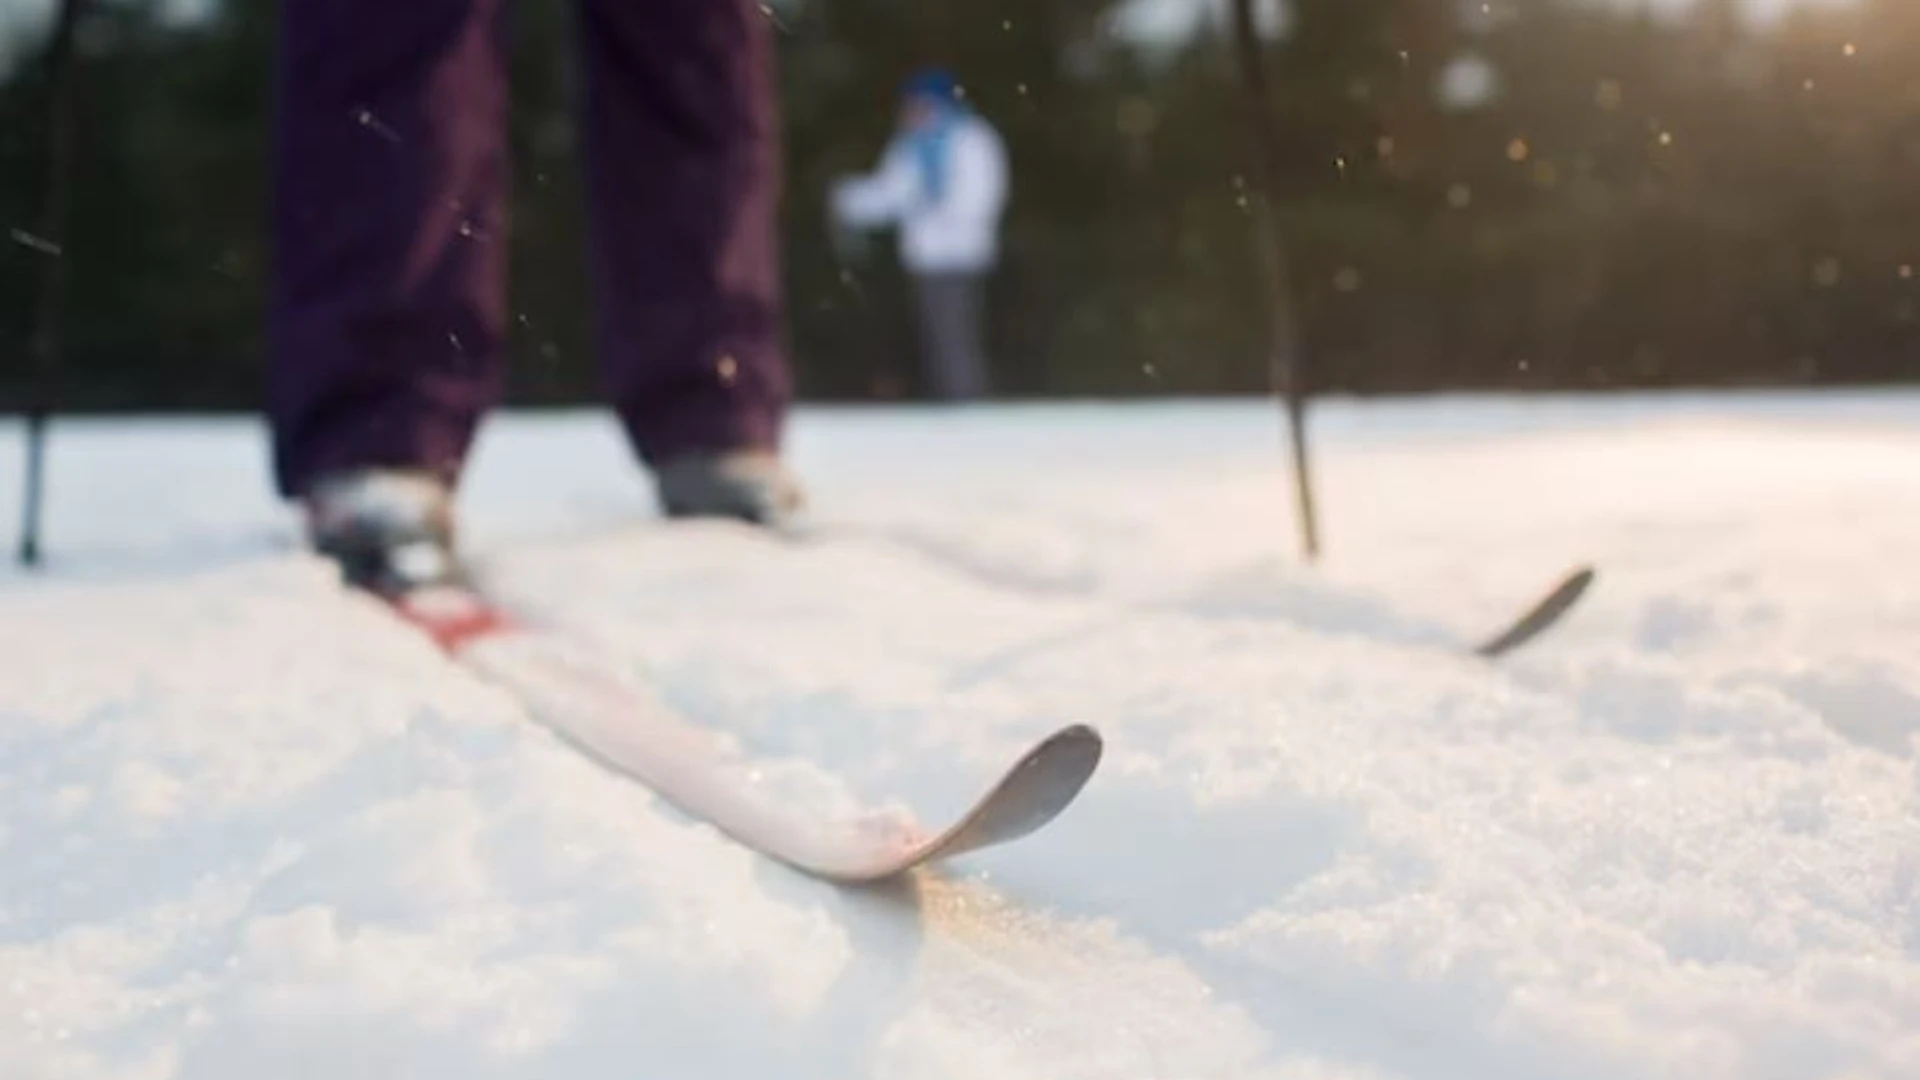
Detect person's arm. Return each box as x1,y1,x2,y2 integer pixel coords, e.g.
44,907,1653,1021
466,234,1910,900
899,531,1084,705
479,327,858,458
940,123,1008,222
831,142,918,228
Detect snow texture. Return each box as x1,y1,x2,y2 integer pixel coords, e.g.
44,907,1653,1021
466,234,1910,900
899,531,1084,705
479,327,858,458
3,391,1918,1079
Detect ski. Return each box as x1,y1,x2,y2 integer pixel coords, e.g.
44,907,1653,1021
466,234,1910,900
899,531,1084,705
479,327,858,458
371,582,1103,884
785,520,1595,660
1469,564,1596,658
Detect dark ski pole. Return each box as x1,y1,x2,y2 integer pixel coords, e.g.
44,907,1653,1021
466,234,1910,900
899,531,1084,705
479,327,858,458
1227,0,1320,562
16,0,87,568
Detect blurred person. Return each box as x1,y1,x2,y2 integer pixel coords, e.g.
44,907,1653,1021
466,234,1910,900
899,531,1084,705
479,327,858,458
831,68,1009,402
269,0,803,597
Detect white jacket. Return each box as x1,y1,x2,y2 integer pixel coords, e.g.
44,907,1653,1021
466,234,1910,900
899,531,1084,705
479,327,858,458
831,114,1009,275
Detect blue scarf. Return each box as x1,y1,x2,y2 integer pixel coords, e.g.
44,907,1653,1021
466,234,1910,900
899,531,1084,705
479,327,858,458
902,100,965,206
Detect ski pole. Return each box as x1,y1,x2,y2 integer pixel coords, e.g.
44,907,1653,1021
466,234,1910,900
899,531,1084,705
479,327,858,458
1227,0,1320,562
17,0,87,568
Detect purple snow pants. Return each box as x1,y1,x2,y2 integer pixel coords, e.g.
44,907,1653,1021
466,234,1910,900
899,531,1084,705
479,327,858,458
267,0,790,498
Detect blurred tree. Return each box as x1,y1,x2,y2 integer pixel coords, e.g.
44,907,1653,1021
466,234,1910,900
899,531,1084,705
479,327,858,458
3,0,1917,414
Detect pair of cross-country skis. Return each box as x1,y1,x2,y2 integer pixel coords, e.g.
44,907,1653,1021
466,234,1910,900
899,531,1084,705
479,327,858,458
360,541,1594,886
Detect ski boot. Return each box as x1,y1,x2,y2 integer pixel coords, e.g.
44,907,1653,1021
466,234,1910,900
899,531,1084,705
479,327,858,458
300,468,464,598
301,468,507,648
653,449,806,530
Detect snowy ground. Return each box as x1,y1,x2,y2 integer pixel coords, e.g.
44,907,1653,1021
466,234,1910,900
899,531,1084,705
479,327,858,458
3,390,1918,1079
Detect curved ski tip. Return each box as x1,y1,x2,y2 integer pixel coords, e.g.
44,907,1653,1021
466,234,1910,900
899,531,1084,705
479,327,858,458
990,723,1104,828
1007,724,1104,803
1546,564,1598,606
1561,564,1598,601
1048,722,1102,745
1036,723,1104,765
1471,562,1600,658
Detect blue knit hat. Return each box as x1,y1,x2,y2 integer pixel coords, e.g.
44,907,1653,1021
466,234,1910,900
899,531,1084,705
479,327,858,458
901,68,959,106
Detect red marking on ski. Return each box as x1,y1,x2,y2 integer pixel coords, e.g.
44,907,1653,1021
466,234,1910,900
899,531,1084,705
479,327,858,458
384,585,517,653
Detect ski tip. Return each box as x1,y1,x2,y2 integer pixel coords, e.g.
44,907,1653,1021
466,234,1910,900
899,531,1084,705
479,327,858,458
1046,721,1103,746
1471,563,1598,659
986,725,1102,792
1538,564,1597,609
1022,723,1105,806
947,723,1104,852
1549,564,1598,606
819,724,1107,886
1030,723,1103,771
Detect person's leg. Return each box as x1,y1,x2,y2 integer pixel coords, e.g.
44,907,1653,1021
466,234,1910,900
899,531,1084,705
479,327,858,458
268,0,512,500
913,271,991,401
947,271,992,400
571,0,792,471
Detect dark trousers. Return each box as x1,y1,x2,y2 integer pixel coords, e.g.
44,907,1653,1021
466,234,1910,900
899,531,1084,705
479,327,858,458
912,271,990,401
268,0,790,498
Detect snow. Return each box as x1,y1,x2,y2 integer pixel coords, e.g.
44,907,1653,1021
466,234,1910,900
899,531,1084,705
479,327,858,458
3,390,1919,1079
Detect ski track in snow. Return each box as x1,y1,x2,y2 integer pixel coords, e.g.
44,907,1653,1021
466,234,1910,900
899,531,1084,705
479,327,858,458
2,392,1919,1079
